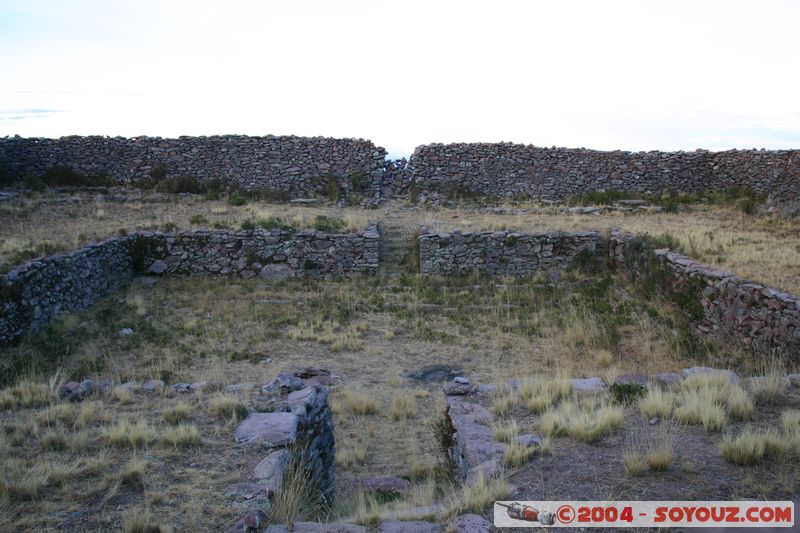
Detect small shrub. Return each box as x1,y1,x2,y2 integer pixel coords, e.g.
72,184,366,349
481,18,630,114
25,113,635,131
228,192,247,206
611,383,647,405
189,214,207,225
312,215,346,233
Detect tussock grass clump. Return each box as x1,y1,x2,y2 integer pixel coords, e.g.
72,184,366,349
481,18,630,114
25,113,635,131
504,441,536,468
0,459,50,500
720,426,791,466
518,375,572,414
444,472,512,517
623,451,649,476
162,424,201,448
123,512,172,533
390,393,415,421
36,403,75,426
340,388,378,416
75,401,100,429
209,395,249,421
624,424,677,475
336,442,368,467
748,371,788,405
268,449,330,524
490,387,517,418
638,387,676,419
39,430,67,451
113,385,135,404
103,419,157,448
0,379,56,409
492,420,519,444
674,374,754,431
540,398,624,442
162,403,192,425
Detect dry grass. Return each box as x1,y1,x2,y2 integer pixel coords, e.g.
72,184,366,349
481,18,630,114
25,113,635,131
0,379,56,409
638,387,677,419
747,370,788,405
518,374,572,414
390,393,415,421
208,395,249,422
162,403,192,425
490,387,517,418
103,419,158,448
492,420,519,444
268,448,329,524
624,424,677,475
504,440,536,468
39,430,67,451
540,398,624,443
336,442,368,468
340,388,378,416
113,385,135,404
123,512,173,533
444,472,512,518
720,427,790,466
162,424,201,448
674,374,754,431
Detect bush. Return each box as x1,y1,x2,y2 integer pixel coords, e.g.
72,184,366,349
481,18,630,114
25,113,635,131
228,192,247,206
611,383,647,405
312,215,346,232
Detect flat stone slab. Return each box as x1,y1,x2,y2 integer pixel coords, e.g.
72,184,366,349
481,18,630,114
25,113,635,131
450,514,492,533
651,372,682,387
682,367,740,385
379,520,442,533
234,412,298,448
613,373,648,387
572,377,607,393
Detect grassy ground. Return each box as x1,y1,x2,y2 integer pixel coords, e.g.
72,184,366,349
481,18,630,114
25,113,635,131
1,264,759,530
1,190,800,294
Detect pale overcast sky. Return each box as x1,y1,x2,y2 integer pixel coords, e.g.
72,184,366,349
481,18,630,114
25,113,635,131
1,0,799,157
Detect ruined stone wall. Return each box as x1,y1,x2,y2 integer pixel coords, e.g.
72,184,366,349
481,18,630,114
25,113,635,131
609,231,800,354
137,224,380,281
0,135,387,198
0,237,135,344
0,225,379,344
419,229,604,276
408,143,800,202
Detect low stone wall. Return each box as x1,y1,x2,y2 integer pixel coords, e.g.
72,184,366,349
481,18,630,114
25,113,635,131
418,229,603,276
0,225,379,344
408,143,800,202
0,135,387,198
0,237,135,344
137,224,380,281
610,230,800,354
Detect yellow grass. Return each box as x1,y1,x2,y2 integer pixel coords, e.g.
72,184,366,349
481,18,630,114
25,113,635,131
638,387,676,419
541,398,624,442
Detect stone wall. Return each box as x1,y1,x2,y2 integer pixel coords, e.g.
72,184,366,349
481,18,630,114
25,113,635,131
408,143,800,202
0,225,379,344
0,237,135,344
136,224,380,281
609,230,800,354
418,229,604,276
0,135,387,198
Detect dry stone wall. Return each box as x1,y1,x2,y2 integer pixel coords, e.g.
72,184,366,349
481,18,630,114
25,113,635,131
609,230,800,354
419,229,603,276
0,225,379,344
0,135,387,198
408,143,800,202
137,224,380,281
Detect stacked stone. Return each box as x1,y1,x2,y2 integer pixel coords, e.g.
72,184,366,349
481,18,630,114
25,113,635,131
408,143,800,202
0,135,387,198
0,237,134,343
0,225,379,345
610,230,800,354
137,223,380,280
419,229,603,276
